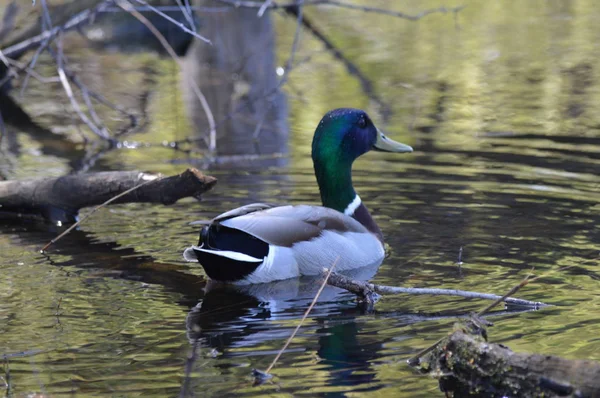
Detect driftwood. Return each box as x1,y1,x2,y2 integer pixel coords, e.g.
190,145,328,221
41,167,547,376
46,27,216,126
0,168,216,222
416,324,600,397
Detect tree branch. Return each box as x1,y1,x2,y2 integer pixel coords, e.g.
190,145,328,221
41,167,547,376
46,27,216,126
218,0,465,21
0,168,217,223
326,272,548,309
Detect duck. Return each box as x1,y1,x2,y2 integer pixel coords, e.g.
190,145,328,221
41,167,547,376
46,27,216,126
183,108,413,284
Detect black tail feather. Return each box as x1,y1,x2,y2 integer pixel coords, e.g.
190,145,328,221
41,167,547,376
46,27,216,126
193,224,269,282
200,225,269,259
192,248,262,282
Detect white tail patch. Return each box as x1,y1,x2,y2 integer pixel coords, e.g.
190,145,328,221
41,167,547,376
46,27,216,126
183,245,263,263
183,247,198,262
344,194,362,216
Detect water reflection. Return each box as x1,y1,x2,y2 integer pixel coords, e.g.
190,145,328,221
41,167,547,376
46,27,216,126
1,0,600,396
186,266,380,348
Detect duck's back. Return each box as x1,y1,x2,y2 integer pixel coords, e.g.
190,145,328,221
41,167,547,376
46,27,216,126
184,204,385,283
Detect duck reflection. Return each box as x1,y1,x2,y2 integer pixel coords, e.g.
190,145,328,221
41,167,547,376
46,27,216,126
186,265,379,344
186,265,382,388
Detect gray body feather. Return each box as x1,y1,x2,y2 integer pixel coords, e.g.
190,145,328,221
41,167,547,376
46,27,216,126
185,203,385,284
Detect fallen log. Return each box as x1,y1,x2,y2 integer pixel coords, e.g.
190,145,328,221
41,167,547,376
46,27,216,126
0,168,216,223
415,323,600,398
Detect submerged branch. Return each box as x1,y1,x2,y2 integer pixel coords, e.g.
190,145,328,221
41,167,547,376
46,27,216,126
326,272,548,309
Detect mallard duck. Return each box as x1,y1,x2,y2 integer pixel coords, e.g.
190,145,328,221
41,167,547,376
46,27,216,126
184,108,413,284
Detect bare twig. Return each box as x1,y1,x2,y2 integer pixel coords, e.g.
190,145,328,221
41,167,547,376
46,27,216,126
116,0,217,153
50,60,138,127
102,5,232,13
132,0,211,44
258,258,339,379
0,49,18,81
285,7,391,119
179,337,200,398
0,108,5,146
279,0,303,87
326,272,547,308
2,1,111,59
40,176,160,251
219,0,465,21
250,0,303,144
257,0,274,17
5,57,59,83
3,356,10,397
175,0,197,31
405,274,537,366
54,32,110,140
405,267,572,366
39,0,53,29
18,34,53,98
308,1,465,21
476,273,534,317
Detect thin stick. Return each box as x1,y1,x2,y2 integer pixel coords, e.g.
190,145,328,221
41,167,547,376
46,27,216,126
175,0,197,31
406,267,571,366
40,177,160,252
476,274,533,317
19,35,53,98
218,0,465,21
278,0,303,87
132,0,211,44
257,0,273,17
5,58,60,83
102,5,231,13
2,2,110,59
327,272,546,308
55,32,109,140
0,108,5,146
309,1,465,21
116,0,217,153
263,257,339,375
406,273,535,365
56,65,138,124
179,337,200,398
3,356,10,397
475,266,575,317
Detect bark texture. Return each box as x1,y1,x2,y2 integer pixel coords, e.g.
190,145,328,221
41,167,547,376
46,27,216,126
419,328,600,397
0,168,216,222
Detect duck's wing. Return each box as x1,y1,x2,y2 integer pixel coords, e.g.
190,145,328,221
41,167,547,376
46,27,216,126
212,203,276,222
189,203,275,226
219,204,369,247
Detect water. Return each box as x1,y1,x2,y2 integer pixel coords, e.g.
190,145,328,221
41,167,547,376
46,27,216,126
1,0,600,396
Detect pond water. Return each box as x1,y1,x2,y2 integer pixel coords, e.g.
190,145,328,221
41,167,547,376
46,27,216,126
1,0,599,396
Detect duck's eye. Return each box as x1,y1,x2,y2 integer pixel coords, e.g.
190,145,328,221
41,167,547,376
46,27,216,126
358,117,367,128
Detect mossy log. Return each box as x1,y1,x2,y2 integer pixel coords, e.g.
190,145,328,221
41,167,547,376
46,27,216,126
0,168,216,223
417,326,600,397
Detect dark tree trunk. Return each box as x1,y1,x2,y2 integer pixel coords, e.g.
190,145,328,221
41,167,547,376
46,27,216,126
182,0,288,159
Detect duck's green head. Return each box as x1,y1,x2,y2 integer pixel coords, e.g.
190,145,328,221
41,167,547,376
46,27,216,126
311,108,413,213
